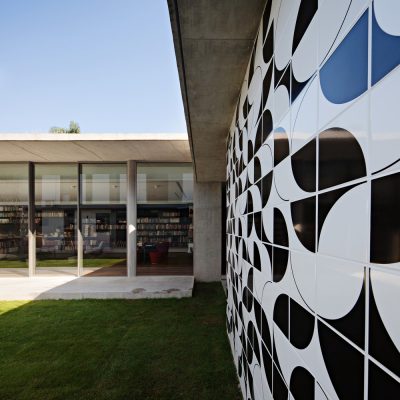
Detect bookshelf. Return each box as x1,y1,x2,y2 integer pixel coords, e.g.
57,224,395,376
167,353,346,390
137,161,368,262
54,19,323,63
34,209,76,252
81,210,126,249
0,205,28,255
137,206,193,249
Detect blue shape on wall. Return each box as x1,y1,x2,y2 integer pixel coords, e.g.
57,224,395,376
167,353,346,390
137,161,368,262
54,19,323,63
372,6,400,86
320,10,368,104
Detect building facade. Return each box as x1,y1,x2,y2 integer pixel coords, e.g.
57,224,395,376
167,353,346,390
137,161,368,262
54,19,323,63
0,134,220,279
169,0,400,398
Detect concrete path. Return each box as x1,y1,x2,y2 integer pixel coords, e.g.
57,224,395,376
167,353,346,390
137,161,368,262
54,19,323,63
0,275,194,300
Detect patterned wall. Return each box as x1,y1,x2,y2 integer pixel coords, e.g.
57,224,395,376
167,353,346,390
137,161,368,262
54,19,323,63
225,0,400,399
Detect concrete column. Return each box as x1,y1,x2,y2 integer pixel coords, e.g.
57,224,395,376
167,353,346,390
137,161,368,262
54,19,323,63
77,230,83,276
127,160,137,277
193,182,222,282
28,231,36,277
28,162,35,277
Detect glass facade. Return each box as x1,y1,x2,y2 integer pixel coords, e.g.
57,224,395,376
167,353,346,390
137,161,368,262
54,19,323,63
0,162,191,277
0,164,29,271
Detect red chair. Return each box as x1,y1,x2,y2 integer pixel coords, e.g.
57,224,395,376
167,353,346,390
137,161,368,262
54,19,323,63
149,242,169,264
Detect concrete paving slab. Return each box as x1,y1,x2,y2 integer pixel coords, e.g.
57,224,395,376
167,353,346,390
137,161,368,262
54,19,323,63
0,276,194,300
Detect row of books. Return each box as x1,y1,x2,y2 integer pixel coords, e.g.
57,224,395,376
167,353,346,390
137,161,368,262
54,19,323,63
137,223,190,230
0,206,25,212
0,212,26,218
137,217,183,224
0,218,28,224
36,211,66,217
139,237,190,245
160,211,181,217
138,231,188,236
82,224,126,230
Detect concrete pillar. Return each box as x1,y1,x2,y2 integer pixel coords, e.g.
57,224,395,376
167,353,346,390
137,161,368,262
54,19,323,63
193,182,222,281
28,231,35,277
77,230,83,277
127,161,137,277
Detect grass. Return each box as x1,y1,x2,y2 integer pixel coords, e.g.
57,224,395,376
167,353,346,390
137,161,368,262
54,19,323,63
0,258,125,268
0,260,28,268
0,283,240,400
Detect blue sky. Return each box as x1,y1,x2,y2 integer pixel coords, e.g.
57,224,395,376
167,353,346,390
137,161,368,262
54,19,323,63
0,0,186,133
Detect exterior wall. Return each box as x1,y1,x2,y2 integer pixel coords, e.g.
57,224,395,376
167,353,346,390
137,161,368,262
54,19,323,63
193,182,222,281
225,1,400,399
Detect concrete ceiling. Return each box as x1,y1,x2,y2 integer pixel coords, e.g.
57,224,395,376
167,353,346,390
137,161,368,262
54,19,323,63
168,0,266,182
0,133,191,162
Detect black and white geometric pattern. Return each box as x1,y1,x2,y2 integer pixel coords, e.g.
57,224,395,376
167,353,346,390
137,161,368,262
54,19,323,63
225,1,400,399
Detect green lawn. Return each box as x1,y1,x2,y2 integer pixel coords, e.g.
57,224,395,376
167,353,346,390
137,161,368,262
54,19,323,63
0,258,125,268
0,260,28,268
0,283,240,400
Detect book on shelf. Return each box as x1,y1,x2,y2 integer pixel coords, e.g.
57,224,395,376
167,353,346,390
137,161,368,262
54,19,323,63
36,211,66,218
136,206,193,248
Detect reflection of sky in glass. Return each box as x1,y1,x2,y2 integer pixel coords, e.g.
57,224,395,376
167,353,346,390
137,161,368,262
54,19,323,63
35,164,78,205
81,164,127,204
137,164,193,204
0,163,29,204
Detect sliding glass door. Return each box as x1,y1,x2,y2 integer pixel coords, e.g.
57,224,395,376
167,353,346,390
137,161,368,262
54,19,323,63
35,164,78,274
136,163,193,274
0,164,29,276
80,164,127,276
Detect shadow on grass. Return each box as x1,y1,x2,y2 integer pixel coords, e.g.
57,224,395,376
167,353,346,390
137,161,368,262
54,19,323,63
0,283,240,400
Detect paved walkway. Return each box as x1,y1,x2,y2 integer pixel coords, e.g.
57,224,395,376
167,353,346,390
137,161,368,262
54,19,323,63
0,275,194,300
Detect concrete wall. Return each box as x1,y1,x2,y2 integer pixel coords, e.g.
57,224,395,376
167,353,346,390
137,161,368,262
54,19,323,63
193,182,222,281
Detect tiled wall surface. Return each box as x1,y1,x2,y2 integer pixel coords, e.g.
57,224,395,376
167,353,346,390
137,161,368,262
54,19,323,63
225,0,400,399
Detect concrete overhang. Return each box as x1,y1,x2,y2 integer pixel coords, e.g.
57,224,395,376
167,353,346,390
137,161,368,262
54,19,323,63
0,133,191,163
167,0,266,182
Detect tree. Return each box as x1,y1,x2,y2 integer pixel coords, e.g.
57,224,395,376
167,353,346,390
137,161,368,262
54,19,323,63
49,121,80,134
68,121,80,133
49,126,66,133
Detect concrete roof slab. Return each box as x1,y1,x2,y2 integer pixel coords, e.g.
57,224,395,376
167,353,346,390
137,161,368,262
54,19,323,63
168,0,266,182
176,0,266,40
0,133,191,163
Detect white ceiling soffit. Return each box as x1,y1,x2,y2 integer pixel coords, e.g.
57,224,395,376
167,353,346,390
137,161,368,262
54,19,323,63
0,133,191,163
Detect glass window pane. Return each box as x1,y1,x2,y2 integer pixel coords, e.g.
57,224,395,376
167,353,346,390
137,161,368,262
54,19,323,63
81,208,126,276
136,163,193,274
0,164,29,205
81,164,127,205
35,164,78,205
137,163,193,204
35,208,77,271
0,164,29,274
0,205,28,272
35,164,78,273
